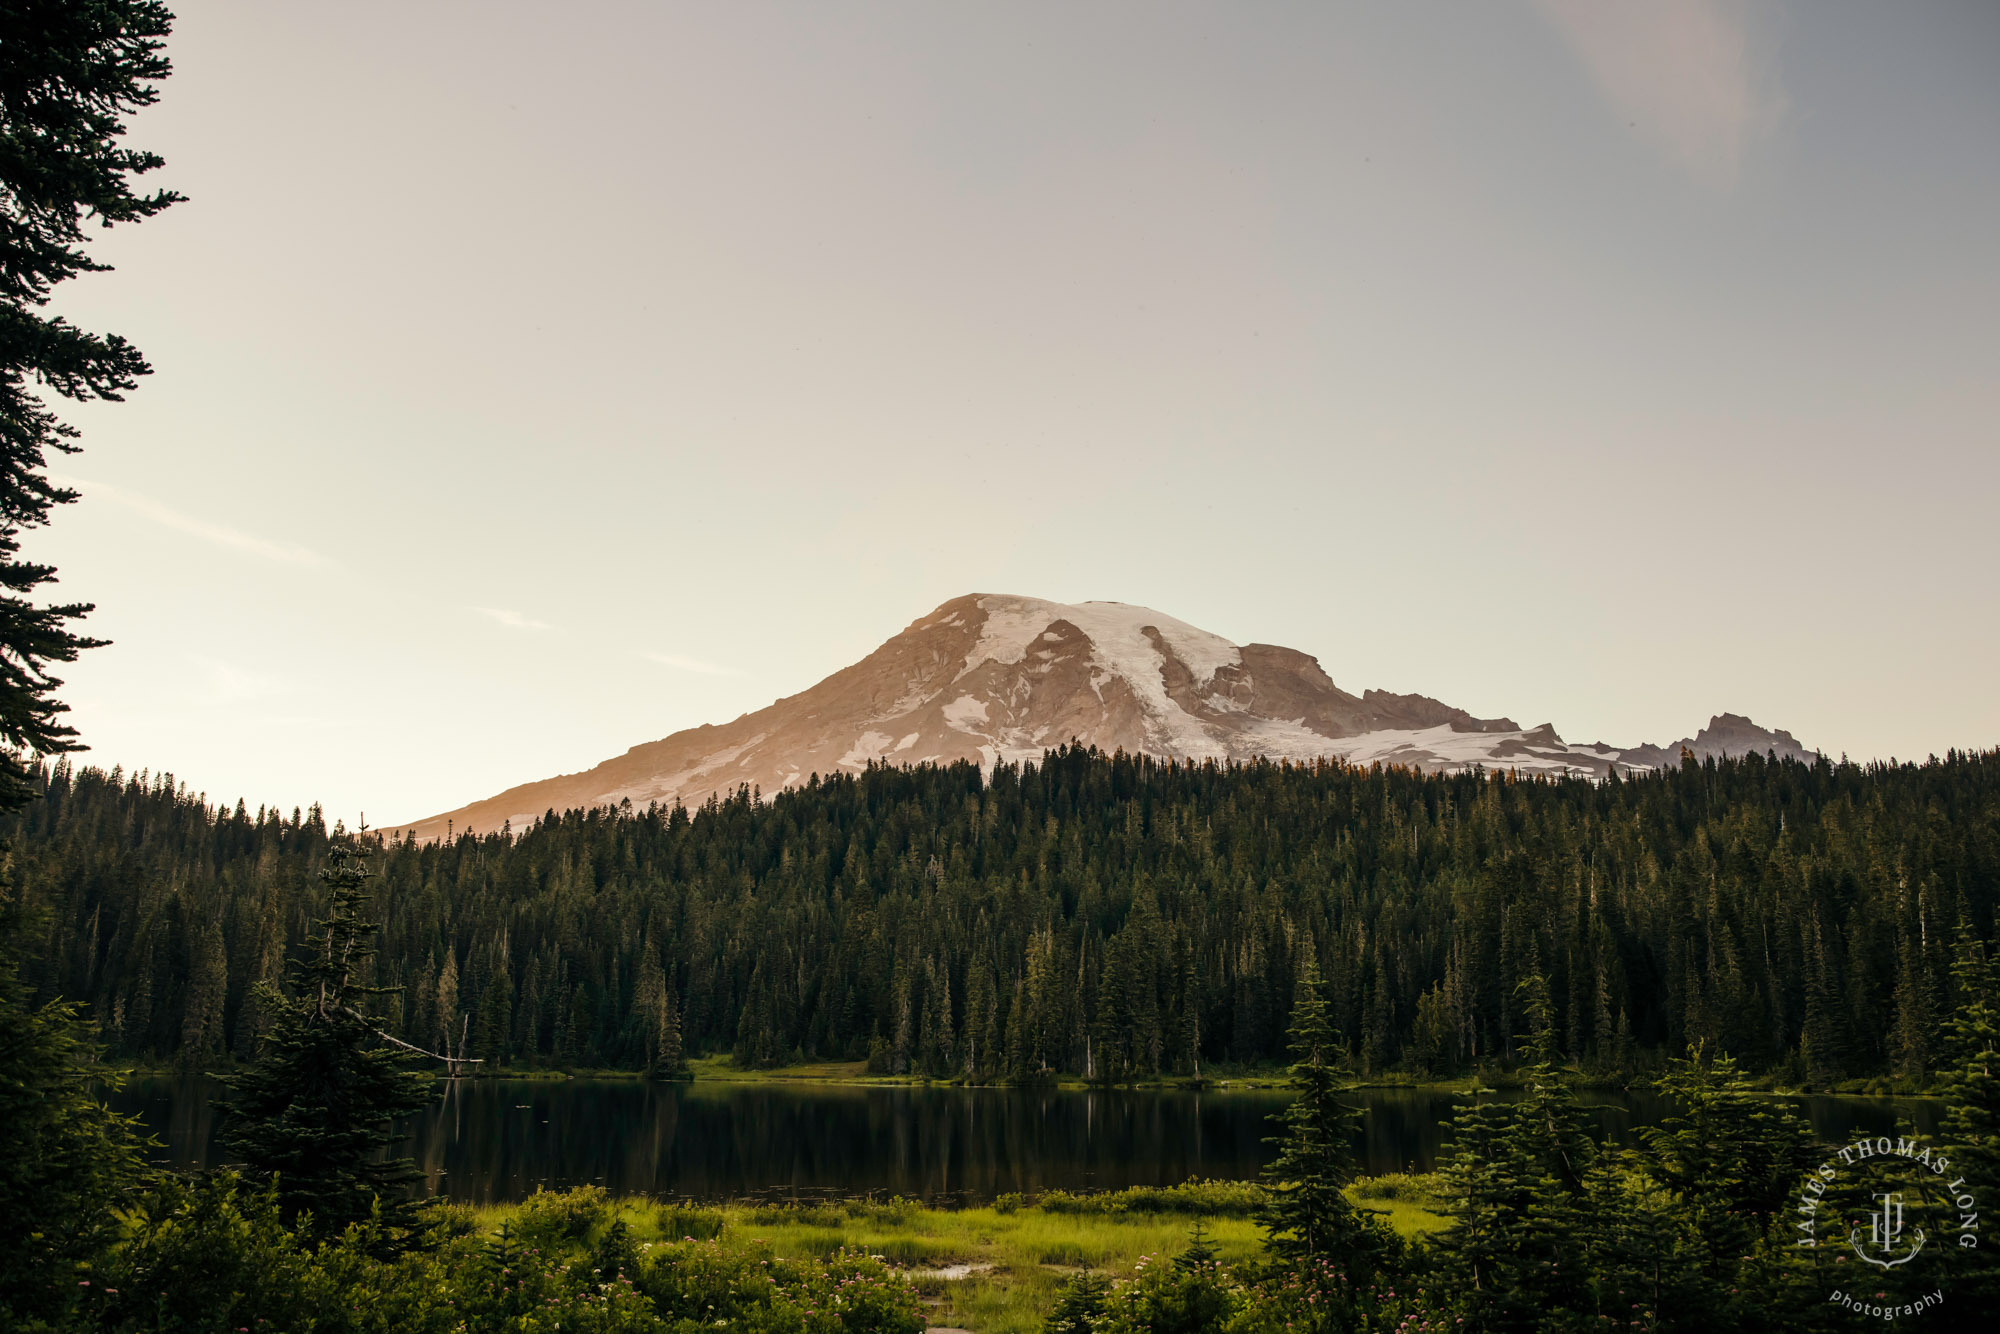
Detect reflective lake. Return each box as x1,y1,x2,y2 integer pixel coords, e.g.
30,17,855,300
112,1077,1945,1205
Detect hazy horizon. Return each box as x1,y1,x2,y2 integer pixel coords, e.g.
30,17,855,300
32,1,2000,825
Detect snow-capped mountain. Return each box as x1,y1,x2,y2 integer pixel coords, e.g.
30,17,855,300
385,594,1814,840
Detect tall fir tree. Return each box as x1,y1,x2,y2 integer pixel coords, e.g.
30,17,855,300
1257,954,1390,1271
1616,1043,1816,1327
0,0,180,806
219,840,435,1250
1433,972,1600,1334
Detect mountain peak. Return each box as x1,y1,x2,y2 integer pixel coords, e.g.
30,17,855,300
383,594,1815,840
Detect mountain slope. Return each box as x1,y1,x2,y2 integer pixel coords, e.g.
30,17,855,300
385,593,1813,840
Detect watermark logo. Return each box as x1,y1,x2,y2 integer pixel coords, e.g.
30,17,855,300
1797,1134,1978,1321
1856,1190,1925,1268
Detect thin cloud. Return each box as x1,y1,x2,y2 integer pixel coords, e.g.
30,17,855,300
188,653,289,703
475,607,554,631
1532,0,1782,185
56,473,333,567
643,650,741,677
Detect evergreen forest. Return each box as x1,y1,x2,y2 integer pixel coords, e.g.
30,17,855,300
9,744,1996,1085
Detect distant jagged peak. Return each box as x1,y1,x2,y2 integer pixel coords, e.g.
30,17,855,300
1614,713,1816,770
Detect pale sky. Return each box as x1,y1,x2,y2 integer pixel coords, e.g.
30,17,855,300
34,1,2000,826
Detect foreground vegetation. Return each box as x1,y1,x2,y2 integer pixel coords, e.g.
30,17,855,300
454,1176,1448,1334
17,1173,1439,1334
6,825,1995,1330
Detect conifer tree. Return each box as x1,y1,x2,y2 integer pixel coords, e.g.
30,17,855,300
658,985,684,1076
0,1,180,806
434,946,461,1061
1618,1043,1815,1325
1939,921,2000,1303
1041,1268,1110,1334
473,941,513,1063
177,916,226,1066
219,841,435,1249
1433,972,1598,1333
1257,955,1388,1269
0,843,150,1322
921,956,955,1075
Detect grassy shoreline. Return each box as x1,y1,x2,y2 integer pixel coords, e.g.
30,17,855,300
115,1053,1949,1100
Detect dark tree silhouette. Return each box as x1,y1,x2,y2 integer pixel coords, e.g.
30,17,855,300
220,842,435,1250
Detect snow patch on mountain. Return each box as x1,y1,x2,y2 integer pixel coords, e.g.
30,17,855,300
942,695,990,733
837,731,897,771
962,595,1241,687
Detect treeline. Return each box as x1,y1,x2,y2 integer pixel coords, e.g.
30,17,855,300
6,746,1997,1082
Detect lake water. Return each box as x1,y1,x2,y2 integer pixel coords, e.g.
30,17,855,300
112,1076,1945,1205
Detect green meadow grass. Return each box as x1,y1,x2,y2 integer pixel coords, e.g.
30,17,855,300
468,1174,1450,1334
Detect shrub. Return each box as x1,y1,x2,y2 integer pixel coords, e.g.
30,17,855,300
1092,1250,1244,1334
92,1172,330,1334
512,1184,612,1246
1036,1179,1263,1217
635,1238,785,1325
789,1249,927,1334
1042,1269,1111,1334
593,1218,641,1278
1234,1260,1459,1334
1347,1172,1448,1208
850,1195,921,1226
659,1202,728,1240
992,1191,1027,1214
745,1201,849,1228
635,1238,922,1333
870,1236,960,1267
424,1200,483,1241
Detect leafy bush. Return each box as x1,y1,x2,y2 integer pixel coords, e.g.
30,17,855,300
635,1239,922,1334
992,1191,1026,1214
1091,1250,1244,1334
1036,1179,1264,1217
745,1202,848,1229
593,1219,642,1279
868,1236,961,1268
1347,1172,1447,1208
848,1195,921,1226
1232,1258,1457,1334
659,1203,728,1240
512,1184,612,1246
424,1200,482,1241
90,1172,331,1334
782,1249,927,1333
